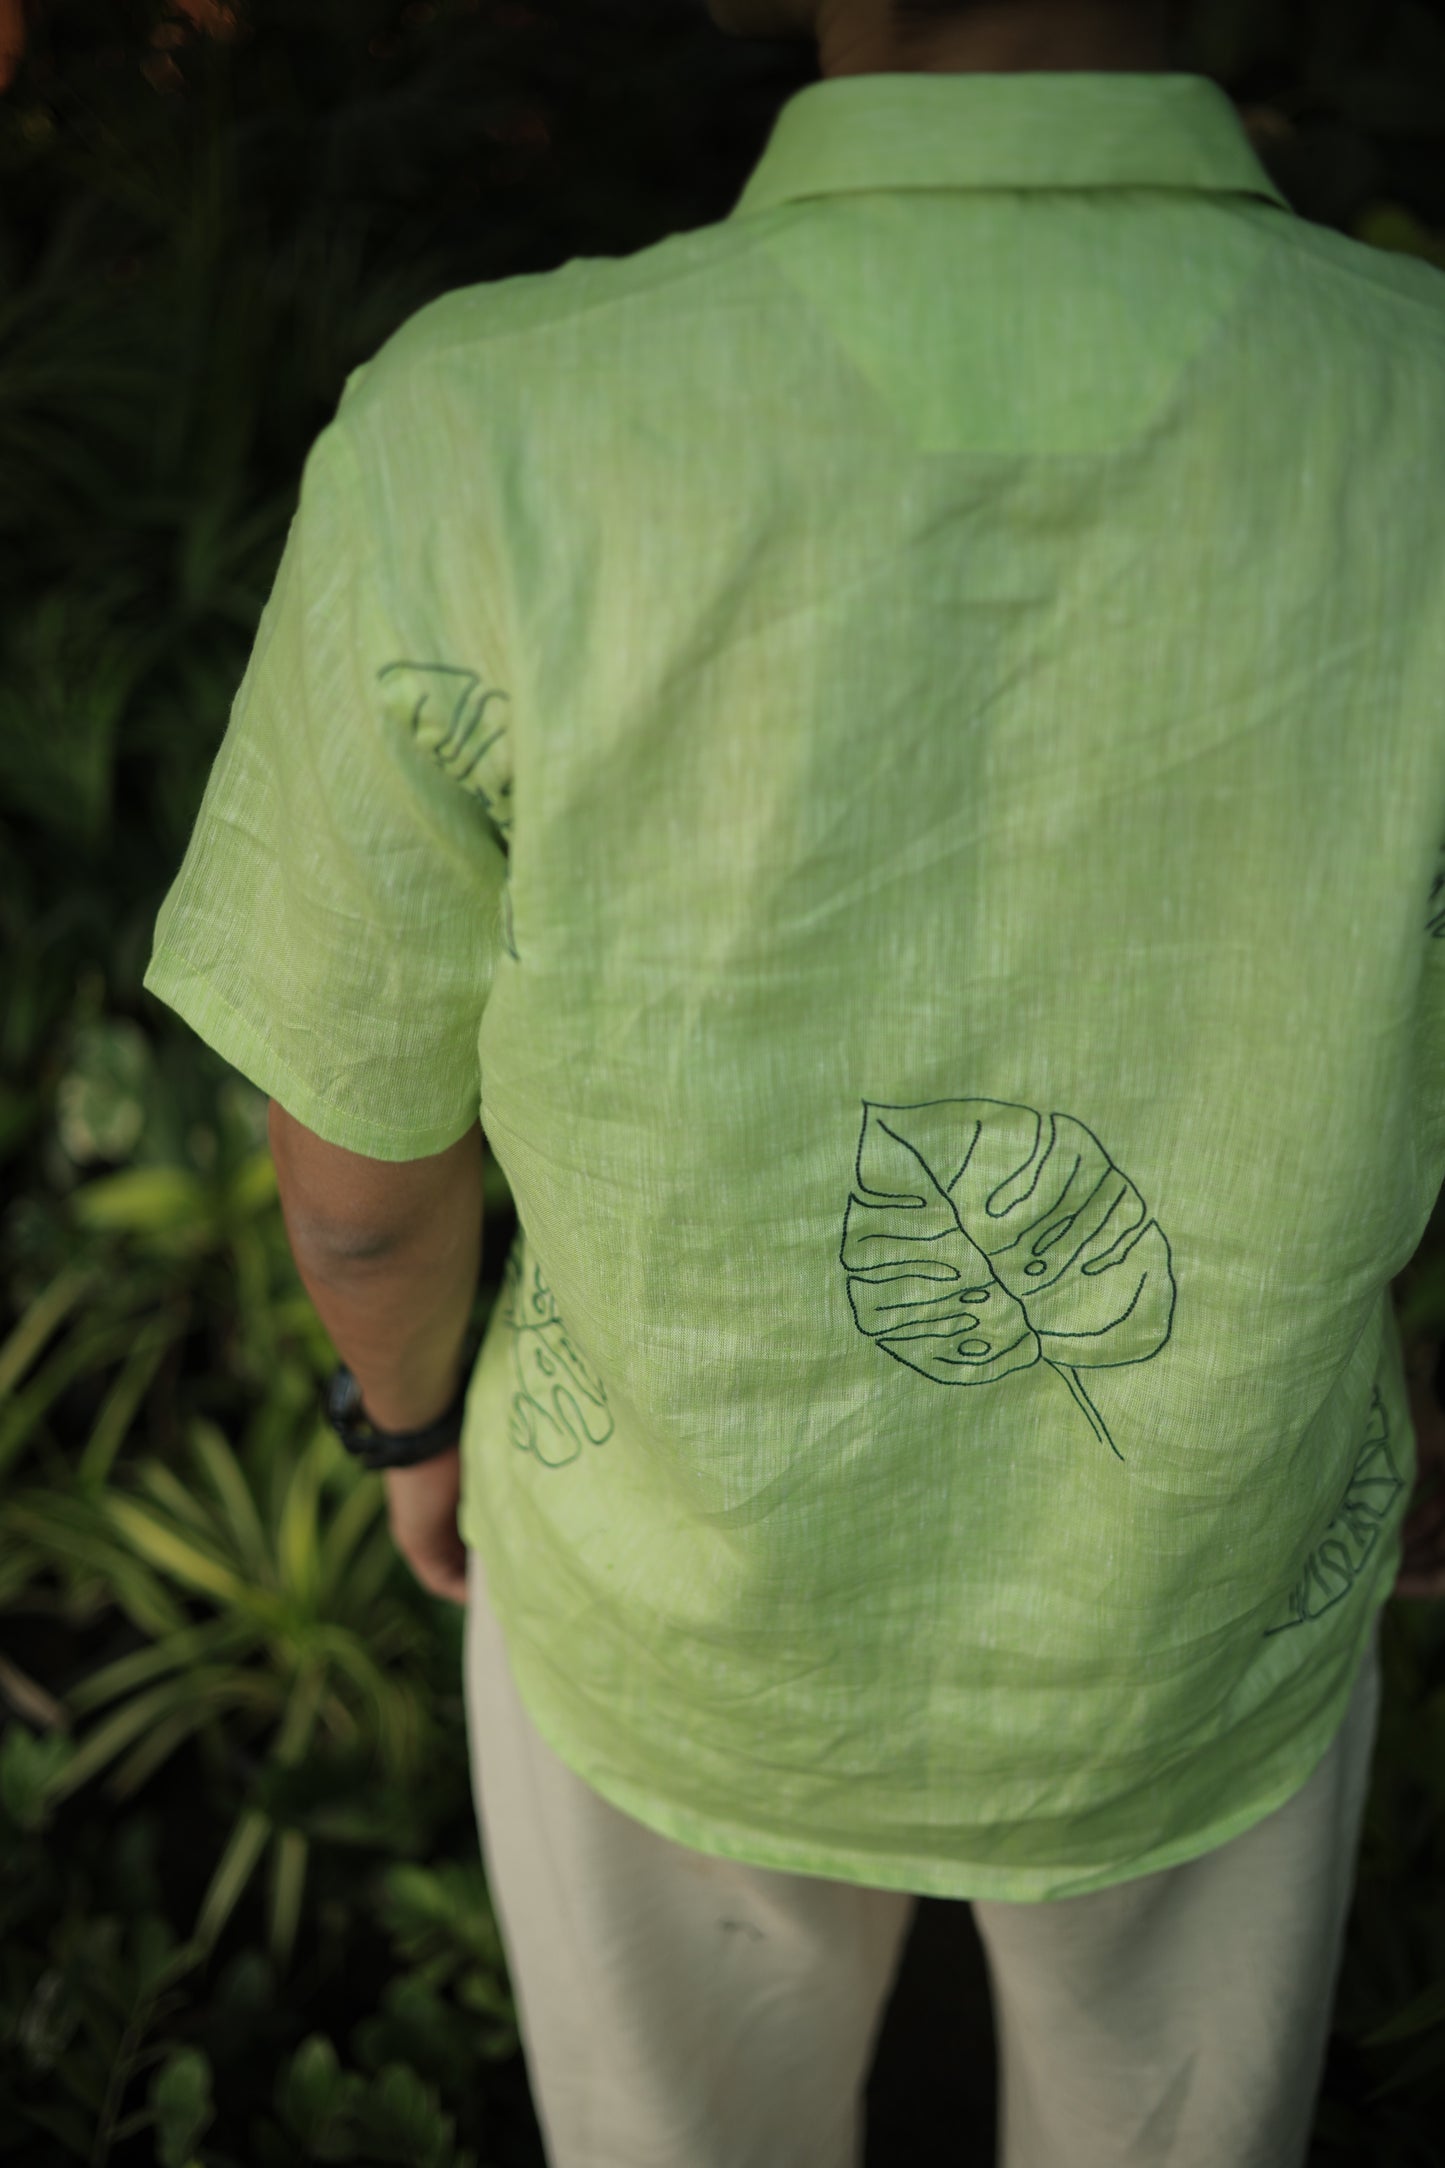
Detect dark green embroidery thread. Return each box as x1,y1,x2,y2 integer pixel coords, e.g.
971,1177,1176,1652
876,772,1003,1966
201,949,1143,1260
503,1241,613,1468
1263,1386,1404,1636
378,658,518,959
841,1098,1176,1461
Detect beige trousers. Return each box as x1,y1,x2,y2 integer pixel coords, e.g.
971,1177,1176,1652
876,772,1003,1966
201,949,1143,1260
461,1541,1381,2168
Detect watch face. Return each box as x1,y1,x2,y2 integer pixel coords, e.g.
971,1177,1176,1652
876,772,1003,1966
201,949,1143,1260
327,1366,364,1422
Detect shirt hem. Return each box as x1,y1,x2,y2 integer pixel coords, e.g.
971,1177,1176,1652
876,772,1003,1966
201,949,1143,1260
460,1510,1385,1904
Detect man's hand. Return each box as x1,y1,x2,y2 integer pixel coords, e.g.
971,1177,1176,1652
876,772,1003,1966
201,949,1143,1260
1394,1348,1445,1600
384,1446,469,1607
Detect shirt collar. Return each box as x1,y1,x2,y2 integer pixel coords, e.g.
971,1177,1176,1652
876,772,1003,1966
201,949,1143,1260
729,70,1292,220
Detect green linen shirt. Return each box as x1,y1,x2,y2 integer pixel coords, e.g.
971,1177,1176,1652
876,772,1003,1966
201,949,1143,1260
144,68,1445,1900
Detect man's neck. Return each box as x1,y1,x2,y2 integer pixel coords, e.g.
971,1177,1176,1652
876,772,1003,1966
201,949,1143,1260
814,0,1170,80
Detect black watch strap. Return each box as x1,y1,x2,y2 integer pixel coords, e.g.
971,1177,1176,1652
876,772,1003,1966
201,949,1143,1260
324,1351,474,1471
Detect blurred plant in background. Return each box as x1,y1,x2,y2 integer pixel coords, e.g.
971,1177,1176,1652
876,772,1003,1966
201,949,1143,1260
1,0,1444,2160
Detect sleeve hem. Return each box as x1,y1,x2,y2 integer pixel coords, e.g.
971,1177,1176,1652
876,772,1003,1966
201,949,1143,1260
141,949,480,1162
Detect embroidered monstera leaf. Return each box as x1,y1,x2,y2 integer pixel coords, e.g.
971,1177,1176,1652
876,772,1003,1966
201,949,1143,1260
377,659,512,833
840,1097,1176,1459
1265,1385,1404,1635
377,658,518,959
503,1240,614,1469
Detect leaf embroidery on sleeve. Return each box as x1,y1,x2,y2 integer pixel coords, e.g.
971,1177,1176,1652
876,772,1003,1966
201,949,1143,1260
502,1238,614,1469
840,1097,1176,1461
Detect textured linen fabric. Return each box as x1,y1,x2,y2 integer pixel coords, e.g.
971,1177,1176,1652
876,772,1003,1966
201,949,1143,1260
144,69,1445,1900
460,1540,1383,2168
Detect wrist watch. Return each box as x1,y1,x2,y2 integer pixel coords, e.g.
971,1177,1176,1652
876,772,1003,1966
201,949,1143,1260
324,1339,479,1471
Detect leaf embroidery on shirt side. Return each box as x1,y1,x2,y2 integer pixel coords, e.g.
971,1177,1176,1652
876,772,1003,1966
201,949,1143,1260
1428,847,1445,938
840,1098,1176,1461
502,1239,613,1468
378,658,518,958
1263,1386,1404,1636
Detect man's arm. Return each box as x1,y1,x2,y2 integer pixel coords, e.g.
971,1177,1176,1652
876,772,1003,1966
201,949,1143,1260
267,1103,485,1431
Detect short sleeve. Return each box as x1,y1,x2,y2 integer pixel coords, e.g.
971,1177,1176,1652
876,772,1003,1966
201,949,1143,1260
142,398,511,1161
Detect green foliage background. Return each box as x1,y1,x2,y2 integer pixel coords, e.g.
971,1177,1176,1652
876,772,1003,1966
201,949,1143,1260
1,0,1444,2161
